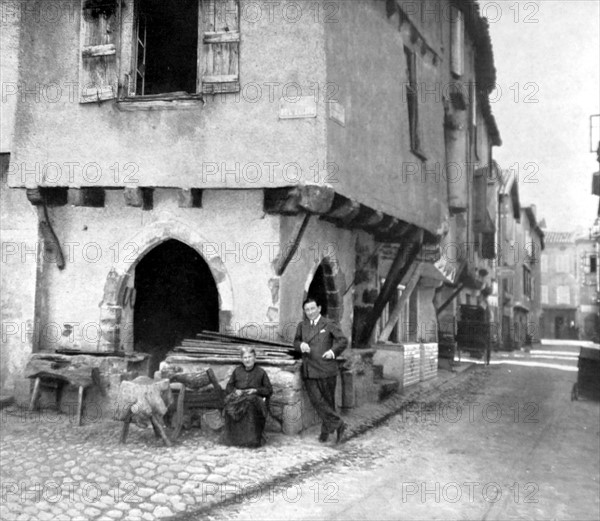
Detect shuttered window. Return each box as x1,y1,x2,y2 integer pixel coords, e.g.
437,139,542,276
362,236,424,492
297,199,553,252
79,0,240,102
200,0,240,94
79,0,120,103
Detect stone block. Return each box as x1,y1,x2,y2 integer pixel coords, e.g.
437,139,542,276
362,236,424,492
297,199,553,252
282,402,303,435
265,414,282,433
12,376,32,407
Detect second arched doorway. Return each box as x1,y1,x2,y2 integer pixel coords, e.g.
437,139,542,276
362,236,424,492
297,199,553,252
306,258,342,322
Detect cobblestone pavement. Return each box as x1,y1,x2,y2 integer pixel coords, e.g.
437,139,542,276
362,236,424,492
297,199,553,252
0,365,473,521
208,345,600,521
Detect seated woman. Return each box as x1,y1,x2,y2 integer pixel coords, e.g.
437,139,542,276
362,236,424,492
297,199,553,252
221,346,273,448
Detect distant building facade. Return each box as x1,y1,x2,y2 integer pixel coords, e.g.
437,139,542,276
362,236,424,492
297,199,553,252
540,232,580,340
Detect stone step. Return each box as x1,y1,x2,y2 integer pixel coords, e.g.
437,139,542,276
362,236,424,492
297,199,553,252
372,364,384,381
377,379,399,401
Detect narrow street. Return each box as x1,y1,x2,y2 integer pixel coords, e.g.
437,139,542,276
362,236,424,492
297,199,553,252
203,342,599,521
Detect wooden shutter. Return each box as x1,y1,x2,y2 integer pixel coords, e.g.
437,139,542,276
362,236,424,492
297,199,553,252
450,6,464,77
200,0,240,94
79,0,120,103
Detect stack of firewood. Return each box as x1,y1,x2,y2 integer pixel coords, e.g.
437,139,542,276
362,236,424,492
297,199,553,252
169,331,300,364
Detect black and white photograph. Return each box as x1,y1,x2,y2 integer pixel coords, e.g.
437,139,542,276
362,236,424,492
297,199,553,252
1,0,599,519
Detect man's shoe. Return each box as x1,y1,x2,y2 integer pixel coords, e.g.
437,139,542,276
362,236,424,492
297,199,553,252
318,432,329,443
336,422,347,444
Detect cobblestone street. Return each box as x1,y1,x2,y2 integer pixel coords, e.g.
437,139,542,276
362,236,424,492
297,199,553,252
0,363,472,521
205,343,600,521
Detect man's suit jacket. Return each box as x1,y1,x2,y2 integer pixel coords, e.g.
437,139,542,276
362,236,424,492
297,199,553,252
293,316,348,379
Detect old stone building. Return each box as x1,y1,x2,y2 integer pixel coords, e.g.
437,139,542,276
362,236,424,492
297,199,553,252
1,0,501,428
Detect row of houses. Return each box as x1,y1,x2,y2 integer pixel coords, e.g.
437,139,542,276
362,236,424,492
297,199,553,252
494,174,544,350
0,0,547,422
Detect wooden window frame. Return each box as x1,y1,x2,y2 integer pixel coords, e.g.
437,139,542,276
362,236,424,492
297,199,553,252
78,0,240,105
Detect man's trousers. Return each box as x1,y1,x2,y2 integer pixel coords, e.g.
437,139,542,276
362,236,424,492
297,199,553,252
304,376,342,434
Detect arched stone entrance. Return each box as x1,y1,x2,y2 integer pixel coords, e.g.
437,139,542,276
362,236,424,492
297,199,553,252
305,257,343,322
133,239,219,374
98,220,234,373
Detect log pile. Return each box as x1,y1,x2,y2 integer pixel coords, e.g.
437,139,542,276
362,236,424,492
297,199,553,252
168,331,300,365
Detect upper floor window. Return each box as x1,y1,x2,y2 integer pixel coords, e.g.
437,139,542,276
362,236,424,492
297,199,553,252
470,82,478,158
134,0,199,96
582,253,598,274
79,0,240,103
523,265,532,299
556,285,570,305
450,6,464,77
541,285,548,304
555,254,570,274
404,47,426,160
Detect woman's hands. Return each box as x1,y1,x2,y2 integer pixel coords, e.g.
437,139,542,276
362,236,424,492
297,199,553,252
234,388,257,396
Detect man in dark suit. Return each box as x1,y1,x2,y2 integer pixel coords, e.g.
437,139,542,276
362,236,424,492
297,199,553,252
293,298,348,443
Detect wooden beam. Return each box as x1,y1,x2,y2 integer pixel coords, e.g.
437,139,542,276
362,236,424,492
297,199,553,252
178,188,203,208
274,214,311,276
349,206,384,229
264,187,301,214
298,185,335,214
378,262,422,342
369,216,398,237
436,283,464,316
124,187,143,207
321,195,361,226
378,220,411,242
124,187,153,210
264,186,335,215
356,227,424,346
26,187,68,207
68,188,105,207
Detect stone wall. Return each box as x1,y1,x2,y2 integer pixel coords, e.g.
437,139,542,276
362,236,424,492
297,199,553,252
158,358,324,436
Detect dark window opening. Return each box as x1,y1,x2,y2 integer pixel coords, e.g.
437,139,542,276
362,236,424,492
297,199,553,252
404,47,425,160
135,0,199,96
590,255,597,274
134,239,219,374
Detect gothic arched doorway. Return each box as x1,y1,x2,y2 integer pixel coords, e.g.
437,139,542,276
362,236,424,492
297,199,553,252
133,239,219,374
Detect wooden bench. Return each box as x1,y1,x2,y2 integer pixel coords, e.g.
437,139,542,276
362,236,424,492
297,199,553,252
25,360,101,426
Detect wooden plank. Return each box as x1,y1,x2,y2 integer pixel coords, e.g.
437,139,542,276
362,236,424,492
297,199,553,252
82,43,116,57
165,355,299,366
378,262,422,342
201,82,239,94
203,0,216,89
202,74,238,83
198,330,294,348
204,31,240,43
